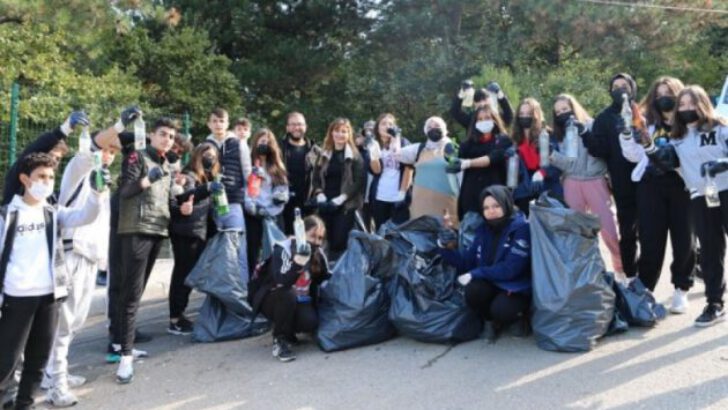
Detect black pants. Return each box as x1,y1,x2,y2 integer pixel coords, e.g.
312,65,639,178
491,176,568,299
463,279,530,326
260,288,318,340
636,173,696,291
321,209,355,257
0,295,58,410
169,234,205,319
246,215,283,274
614,195,639,276
116,234,163,354
107,208,121,340
691,191,728,306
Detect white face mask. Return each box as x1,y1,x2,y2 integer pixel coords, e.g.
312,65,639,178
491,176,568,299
28,180,54,201
475,120,494,134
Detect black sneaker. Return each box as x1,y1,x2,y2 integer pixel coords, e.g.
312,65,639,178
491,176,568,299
694,303,726,328
167,317,194,335
96,270,107,287
272,338,296,362
134,329,153,343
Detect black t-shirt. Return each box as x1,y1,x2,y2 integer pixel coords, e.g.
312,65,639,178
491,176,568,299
324,149,345,198
287,142,308,199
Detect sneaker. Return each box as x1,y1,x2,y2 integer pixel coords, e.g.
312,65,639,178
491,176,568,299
694,303,726,328
116,355,134,384
134,330,153,344
106,344,148,364
95,270,107,287
46,386,78,408
167,317,194,336
481,321,499,344
272,338,296,362
670,289,689,314
41,373,86,390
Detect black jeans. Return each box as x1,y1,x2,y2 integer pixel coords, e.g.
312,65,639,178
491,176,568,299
169,234,205,319
245,215,283,275
321,209,355,257
116,234,163,354
614,196,639,276
636,173,696,291
260,288,318,340
0,294,58,410
691,191,728,306
463,279,530,326
107,207,121,340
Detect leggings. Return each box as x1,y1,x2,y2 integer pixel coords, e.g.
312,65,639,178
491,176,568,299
463,279,530,326
260,288,318,340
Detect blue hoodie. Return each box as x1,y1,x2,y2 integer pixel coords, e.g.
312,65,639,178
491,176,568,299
439,212,531,293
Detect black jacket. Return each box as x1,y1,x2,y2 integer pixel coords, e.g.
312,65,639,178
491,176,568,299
582,104,637,200
280,135,320,203
450,95,514,131
169,171,212,242
457,134,512,218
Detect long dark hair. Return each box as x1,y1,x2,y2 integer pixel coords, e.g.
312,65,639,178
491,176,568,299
186,143,219,184
640,76,684,127
467,106,507,142
551,94,592,141
512,97,546,145
304,215,326,279
671,85,728,140
250,128,288,186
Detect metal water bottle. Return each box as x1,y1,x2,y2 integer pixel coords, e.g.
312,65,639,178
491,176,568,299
134,117,146,150
538,129,550,168
565,116,579,159
507,154,519,188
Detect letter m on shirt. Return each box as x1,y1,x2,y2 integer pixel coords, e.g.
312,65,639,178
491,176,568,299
700,131,717,147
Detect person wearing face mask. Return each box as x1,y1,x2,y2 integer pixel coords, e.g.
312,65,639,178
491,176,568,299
311,118,365,257
451,81,515,132
618,77,697,314
0,153,106,410
647,85,728,327
437,185,531,341
549,94,623,274
509,98,563,216
397,116,461,227
447,106,512,220
244,129,290,274
166,143,221,336
250,215,330,362
280,112,322,235
581,73,641,281
115,118,178,384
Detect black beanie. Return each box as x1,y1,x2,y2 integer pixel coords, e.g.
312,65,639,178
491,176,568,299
609,73,637,98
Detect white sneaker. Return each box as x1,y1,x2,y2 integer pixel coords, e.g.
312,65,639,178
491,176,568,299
46,386,78,408
116,355,134,384
670,289,689,314
42,372,87,390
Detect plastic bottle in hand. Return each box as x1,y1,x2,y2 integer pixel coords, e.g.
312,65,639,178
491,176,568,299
293,207,307,253
247,160,263,198
507,154,519,188
538,129,550,168
705,175,721,208
93,151,104,191
79,126,92,154
134,117,146,150
461,80,475,108
565,116,579,159
620,94,632,140
212,175,230,215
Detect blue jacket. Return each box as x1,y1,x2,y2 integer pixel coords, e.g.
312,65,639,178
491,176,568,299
439,213,531,293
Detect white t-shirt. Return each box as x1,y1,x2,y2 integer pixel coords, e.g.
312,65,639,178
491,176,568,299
4,196,52,297
376,148,402,202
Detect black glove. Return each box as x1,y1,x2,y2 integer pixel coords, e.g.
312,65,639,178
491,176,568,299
446,158,462,174
89,167,112,192
147,167,166,183
702,160,728,178
437,228,458,248
386,127,401,138
318,201,338,214
120,106,143,127
486,81,502,96
488,149,505,163
573,121,586,136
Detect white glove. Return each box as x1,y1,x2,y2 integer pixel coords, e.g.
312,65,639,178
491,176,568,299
457,273,473,286
394,190,406,203
531,172,544,183
244,197,257,215
461,159,472,170
368,141,381,161
316,193,327,203
331,194,347,206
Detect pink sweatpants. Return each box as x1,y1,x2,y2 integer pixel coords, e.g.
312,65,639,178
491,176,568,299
563,177,623,273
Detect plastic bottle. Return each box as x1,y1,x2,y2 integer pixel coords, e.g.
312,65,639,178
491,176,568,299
507,154,519,188
538,129,550,168
705,176,721,208
79,126,92,154
134,117,146,150
212,174,230,215
93,151,104,190
620,94,633,141
247,160,262,198
294,207,306,252
565,116,579,159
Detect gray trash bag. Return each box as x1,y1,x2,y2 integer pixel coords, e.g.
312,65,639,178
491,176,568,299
458,212,483,253
260,219,287,262
185,231,250,315
612,275,667,327
316,231,398,352
192,295,269,343
530,194,616,352
386,216,482,344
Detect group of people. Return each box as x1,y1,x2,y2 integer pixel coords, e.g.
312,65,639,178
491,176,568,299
0,71,726,409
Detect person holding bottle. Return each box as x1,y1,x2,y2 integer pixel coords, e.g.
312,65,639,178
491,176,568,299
451,81,515,132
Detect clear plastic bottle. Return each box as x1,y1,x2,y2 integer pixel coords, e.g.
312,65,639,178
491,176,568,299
565,116,579,159
705,176,721,208
93,151,104,190
620,93,632,140
134,117,146,150
507,154,519,188
293,207,306,252
538,129,550,168
79,126,92,154
212,174,230,215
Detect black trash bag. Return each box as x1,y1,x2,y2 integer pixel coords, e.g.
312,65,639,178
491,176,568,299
316,231,398,352
458,212,483,254
185,231,250,315
386,216,482,344
530,194,616,352
612,275,667,327
192,295,269,343
260,219,286,262
602,272,629,335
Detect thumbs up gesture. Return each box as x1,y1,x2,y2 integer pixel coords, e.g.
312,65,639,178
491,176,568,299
181,195,194,216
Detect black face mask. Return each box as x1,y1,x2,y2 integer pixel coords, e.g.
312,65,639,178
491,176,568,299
677,110,699,124
655,96,676,113
611,88,630,106
485,216,509,231
202,156,215,171
255,144,271,157
555,112,573,127
517,116,533,129
426,128,443,142
166,151,179,164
